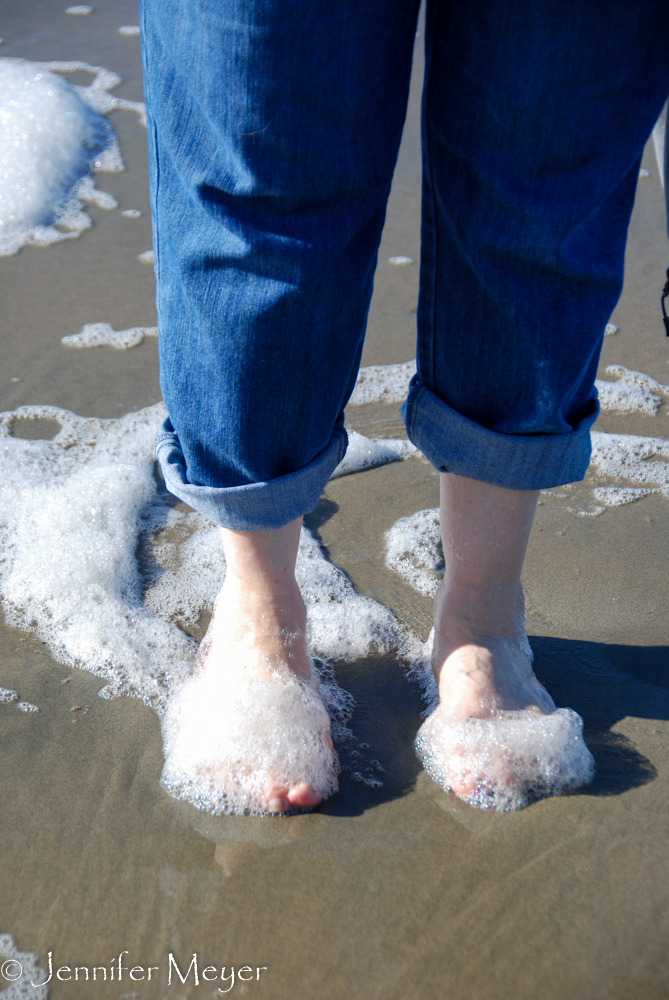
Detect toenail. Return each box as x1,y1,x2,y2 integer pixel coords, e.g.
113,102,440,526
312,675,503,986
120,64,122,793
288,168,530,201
267,797,283,813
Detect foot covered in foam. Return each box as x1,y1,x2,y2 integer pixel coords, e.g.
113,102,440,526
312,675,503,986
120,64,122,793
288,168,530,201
416,587,595,811
160,591,339,816
416,704,595,811
161,659,337,815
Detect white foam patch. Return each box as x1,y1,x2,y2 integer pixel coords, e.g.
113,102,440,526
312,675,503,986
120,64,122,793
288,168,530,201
0,401,425,814
349,360,415,406
138,249,154,265
590,430,669,490
596,365,669,415
604,323,618,335
415,705,595,811
119,25,140,37
0,402,417,705
331,429,420,477
0,932,49,1000
0,688,19,703
144,509,415,664
65,5,93,14
535,428,669,517
388,255,413,266
161,662,340,815
384,508,442,597
62,322,157,349
592,485,656,507
120,207,141,217
0,58,145,256
0,403,196,708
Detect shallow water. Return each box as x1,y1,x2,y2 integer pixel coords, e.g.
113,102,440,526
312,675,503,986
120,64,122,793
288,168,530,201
2,2,669,998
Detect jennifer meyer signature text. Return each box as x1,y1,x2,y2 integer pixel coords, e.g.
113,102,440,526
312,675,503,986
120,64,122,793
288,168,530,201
1,951,268,993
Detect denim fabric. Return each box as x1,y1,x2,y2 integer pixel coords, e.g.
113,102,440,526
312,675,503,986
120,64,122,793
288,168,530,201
156,418,347,532
141,0,669,530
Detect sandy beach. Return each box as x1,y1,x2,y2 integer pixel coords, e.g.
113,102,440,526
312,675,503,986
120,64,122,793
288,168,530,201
1,3,669,998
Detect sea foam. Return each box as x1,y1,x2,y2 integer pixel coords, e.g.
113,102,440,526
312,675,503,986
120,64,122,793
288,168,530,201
0,402,422,814
0,933,49,1000
595,365,669,416
161,661,342,815
415,705,595,811
385,508,442,596
0,58,145,256
62,322,157,349
0,402,416,760
348,359,415,405
331,428,419,477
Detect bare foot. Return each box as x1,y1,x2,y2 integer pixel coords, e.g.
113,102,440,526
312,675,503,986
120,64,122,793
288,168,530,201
160,519,337,815
428,581,555,799
415,474,594,810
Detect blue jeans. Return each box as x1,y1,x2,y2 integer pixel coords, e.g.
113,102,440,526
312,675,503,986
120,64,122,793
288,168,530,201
141,0,669,532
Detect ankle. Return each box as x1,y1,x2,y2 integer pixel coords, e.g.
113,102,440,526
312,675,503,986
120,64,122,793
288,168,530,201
435,580,524,640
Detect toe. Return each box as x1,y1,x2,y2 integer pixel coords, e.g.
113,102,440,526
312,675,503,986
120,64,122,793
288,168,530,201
287,782,323,809
264,782,323,814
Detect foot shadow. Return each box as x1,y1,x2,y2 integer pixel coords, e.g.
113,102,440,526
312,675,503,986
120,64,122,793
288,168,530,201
325,635,667,816
529,636,668,798
319,653,425,818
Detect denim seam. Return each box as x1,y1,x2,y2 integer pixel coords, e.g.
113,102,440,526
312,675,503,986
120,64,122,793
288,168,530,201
140,2,161,289
422,0,439,392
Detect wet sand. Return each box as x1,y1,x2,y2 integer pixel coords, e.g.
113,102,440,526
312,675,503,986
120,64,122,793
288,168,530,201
2,3,669,999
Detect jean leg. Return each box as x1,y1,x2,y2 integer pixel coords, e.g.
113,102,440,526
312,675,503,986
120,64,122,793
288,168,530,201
140,0,419,530
403,0,669,490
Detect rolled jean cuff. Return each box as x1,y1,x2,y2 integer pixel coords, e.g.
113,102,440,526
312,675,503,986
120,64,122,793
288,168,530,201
401,379,598,490
155,418,348,531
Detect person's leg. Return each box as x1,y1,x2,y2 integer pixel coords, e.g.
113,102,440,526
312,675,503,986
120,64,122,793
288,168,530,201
140,0,420,812
202,517,319,812
432,476,555,795
407,0,669,802
141,0,420,522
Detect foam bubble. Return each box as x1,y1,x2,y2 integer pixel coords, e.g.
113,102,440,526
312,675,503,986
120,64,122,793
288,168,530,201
604,323,618,335
61,322,157,349
595,365,669,415
65,5,93,13
385,508,442,596
120,208,141,218
331,429,420,477
118,25,140,36
388,256,413,266
0,933,49,1000
0,402,196,708
592,486,656,507
17,701,39,713
0,59,111,254
0,688,19,703
0,403,417,715
349,359,416,406
590,430,669,489
138,249,154,265
0,399,426,814
161,661,341,816
144,508,415,665
415,705,595,811
540,430,669,517
0,58,145,256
